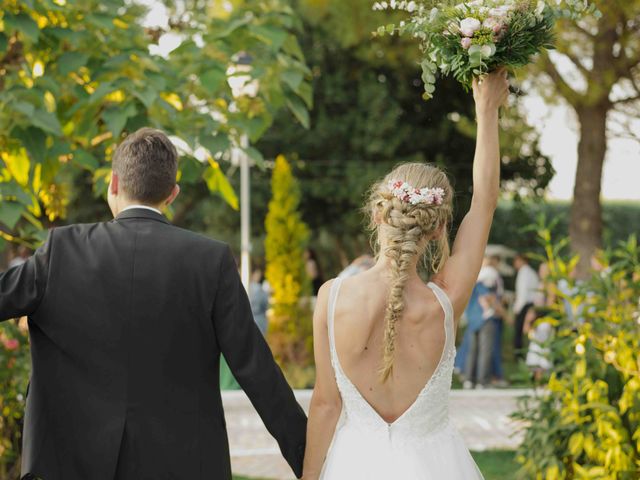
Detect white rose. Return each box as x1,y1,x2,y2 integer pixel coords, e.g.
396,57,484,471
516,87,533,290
459,17,482,37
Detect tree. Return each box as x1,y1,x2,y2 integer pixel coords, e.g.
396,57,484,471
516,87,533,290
535,1,640,276
264,155,312,366
257,0,553,268
0,0,312,244
0,0,313,472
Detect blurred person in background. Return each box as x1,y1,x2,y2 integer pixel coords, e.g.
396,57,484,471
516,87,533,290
249,265,269,336
480,255,508,387
513,253,540,360
525,263,554,380
9,245,31,269
462,271,498,390
305,248,324,296
338,254,376,279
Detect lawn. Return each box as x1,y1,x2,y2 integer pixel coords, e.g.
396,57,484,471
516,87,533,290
472,450,520,479
232,450,520,480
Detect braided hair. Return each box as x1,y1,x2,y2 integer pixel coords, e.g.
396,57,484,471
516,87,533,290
366,163,453,382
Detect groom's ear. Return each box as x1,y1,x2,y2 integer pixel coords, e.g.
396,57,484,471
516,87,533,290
164,184,180,207
109,172,119,196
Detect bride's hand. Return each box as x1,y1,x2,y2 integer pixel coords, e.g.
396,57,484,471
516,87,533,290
472,68,509,117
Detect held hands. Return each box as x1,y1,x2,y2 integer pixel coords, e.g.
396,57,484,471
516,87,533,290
472,68,509,118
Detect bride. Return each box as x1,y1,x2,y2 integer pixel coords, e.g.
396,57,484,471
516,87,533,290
302,69,509,479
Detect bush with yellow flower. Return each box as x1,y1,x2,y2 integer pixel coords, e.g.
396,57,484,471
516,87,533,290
514,231,640,479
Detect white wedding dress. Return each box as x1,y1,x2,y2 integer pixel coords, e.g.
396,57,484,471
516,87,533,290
320,278,484,479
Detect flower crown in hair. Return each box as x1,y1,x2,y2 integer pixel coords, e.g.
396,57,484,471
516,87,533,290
388,180,445,206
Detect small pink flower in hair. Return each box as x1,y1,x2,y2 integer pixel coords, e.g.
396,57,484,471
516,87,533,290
387,180,445,206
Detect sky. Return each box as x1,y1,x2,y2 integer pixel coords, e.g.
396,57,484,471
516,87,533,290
141,1,640,202
522,95,640,201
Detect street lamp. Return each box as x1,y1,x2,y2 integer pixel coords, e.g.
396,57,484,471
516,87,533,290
228,54,257,291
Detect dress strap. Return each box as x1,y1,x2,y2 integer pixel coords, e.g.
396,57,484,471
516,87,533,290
327,277,344,357
427,282,455,341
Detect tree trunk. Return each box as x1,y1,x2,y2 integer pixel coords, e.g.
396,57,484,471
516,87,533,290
570,104,609,278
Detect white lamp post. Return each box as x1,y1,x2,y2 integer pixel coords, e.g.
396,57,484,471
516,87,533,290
228,55,258,291
239,135,251,290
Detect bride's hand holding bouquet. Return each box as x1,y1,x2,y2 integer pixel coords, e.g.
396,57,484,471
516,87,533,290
473,67,510,119
374,0,599,100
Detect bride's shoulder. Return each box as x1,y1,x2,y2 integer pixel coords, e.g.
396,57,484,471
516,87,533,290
427,273,464,319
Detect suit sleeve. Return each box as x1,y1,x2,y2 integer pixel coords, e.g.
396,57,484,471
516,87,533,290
212,246,307,478
0,230,53,321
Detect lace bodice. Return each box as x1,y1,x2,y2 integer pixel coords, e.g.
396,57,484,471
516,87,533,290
327,277,456,445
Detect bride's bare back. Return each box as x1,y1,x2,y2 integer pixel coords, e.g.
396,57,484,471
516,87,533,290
303,70,509,480
333,269,446,424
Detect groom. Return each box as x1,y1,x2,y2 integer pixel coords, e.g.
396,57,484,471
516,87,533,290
0,128,307,479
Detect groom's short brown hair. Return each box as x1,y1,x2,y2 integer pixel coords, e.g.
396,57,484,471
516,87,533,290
112,128,178,204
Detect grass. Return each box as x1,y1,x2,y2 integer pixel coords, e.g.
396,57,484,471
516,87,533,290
472,450,520,479
232,450,519,480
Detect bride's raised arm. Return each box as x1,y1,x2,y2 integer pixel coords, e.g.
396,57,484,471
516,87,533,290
434,69,509,321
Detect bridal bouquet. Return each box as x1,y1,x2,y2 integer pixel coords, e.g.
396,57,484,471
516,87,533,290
373,0,599,100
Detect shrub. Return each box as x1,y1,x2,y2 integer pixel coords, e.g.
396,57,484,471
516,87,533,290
264,155,313,369
0,319,30,478
514,230,640,479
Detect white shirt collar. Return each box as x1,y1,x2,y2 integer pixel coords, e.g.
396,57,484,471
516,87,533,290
121,205,163,215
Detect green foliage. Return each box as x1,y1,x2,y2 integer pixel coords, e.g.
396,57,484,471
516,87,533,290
256,0,552,272
264,155,312,366
513,230,640,479
471,450,520,480
0,0,312,244
373,0,597,99
0,320,29,478
0,0,314,471
490,201,640,257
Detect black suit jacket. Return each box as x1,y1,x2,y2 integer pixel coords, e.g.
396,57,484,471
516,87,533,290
0,208,307,480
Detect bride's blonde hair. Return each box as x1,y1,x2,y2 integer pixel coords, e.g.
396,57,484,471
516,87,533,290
366,163,453,382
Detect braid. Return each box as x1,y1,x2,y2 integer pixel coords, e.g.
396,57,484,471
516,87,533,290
366,163,453,383
379,203,440,381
